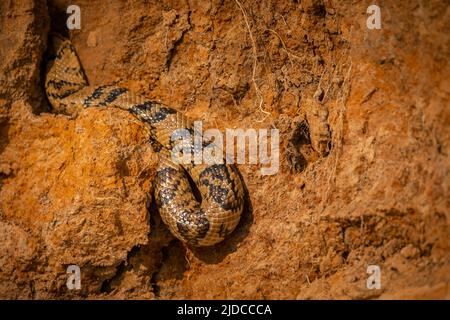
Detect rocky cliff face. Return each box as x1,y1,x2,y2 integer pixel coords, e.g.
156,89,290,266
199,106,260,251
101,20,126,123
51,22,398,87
0,0,448,299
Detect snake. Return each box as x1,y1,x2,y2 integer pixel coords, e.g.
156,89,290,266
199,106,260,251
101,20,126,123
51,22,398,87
44,34,244,246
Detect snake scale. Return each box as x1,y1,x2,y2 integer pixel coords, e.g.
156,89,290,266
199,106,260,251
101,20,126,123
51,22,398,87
45,34,244,246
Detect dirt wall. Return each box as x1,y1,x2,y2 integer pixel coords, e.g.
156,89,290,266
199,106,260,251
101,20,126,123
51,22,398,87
0,0,448,299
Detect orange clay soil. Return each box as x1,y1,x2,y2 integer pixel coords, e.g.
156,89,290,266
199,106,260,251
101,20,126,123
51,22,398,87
0,0,448,299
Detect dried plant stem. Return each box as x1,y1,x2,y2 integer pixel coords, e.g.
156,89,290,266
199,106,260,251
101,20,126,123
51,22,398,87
234,0,270,120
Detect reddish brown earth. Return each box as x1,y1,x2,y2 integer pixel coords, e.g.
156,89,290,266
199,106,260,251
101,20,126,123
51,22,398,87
0,0,448,299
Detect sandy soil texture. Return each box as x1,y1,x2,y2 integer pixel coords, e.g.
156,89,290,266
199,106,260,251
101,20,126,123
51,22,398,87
0,0,448,299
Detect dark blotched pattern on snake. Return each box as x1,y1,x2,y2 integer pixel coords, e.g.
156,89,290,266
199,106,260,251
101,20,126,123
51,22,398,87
45,34,244,246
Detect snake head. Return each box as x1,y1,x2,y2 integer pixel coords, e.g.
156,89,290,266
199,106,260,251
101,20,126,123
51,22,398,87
47,33,69,58
44,33,88,113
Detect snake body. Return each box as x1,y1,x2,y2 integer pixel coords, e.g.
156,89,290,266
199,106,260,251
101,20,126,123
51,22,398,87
45,35,244,246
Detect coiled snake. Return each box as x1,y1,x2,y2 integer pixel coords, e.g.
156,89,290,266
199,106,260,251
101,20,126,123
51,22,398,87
45,34,244,246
